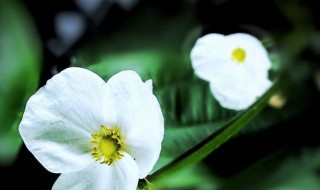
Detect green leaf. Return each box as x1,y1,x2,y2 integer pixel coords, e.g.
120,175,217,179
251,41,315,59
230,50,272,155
152,120,227,173
219,147,320,190
149,77,285,182
153,164,219,190
0,0,41,166
240,77,311,134
74,4,197,67
275,0,313,29
83,50,192,89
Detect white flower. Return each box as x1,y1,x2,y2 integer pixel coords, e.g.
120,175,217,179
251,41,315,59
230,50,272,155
19,67,164,190
190,33,272,110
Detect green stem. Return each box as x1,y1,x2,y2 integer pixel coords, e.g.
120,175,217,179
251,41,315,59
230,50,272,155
149,76,286,182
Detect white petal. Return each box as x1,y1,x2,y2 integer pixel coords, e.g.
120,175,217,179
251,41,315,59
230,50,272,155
144,79,153,92
105,70,164,178
52,153,139,190
198,61,272,110
190,33,230,81
125,136,162,178
227,33,272,85
227,33,272,71
19,67,109,173
112,152,139,190
210,78,272,110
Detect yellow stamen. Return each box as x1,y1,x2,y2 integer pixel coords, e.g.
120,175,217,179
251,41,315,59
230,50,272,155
89,126,125,165
231,47,246,63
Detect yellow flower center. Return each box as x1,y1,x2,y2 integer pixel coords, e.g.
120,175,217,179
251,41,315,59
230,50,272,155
231,47,246,63
90,126,125,165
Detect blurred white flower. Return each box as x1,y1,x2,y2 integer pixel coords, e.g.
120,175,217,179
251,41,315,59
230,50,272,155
47,12,86,56
191,33,272,110
19,68,164,190
115,0,138,10
75,0,105,15
54,12,86,46
75,0,138,14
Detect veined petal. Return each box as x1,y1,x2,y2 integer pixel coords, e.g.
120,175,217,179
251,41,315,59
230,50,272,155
52,153,139,190
19,67,109,173
104,70,164,178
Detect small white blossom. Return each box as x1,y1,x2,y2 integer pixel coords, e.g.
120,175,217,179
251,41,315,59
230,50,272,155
191,33,272,110
19,67,164,190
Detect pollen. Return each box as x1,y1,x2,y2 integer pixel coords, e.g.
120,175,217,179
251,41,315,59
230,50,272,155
90,125,125,165
231,47,246,63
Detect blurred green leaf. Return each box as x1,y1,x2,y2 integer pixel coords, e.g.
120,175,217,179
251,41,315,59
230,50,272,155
241,77,311,134
275,0,312,29
310,32,320,56
152,120,227,173
0,0,41,166
149,77,284,182
219,147,320,190
154,164,219,190
82,50,192,90
75,4,197,67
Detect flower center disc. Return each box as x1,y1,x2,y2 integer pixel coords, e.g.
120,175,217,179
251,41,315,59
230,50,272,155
90,126,124,165
231,47,246,63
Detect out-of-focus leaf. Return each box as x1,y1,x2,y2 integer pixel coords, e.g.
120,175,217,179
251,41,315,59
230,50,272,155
219,147,320,190
149,78,284,182
82,51,191,90
0,0,41,166
241,78,311,134
74,4,197,67
154,164,219,190
276,31,310,72
152,120,227,173
310,33,320,56
275,0,312,28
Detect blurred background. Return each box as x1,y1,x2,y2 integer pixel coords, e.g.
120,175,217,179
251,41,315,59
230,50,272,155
1,0,320,189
